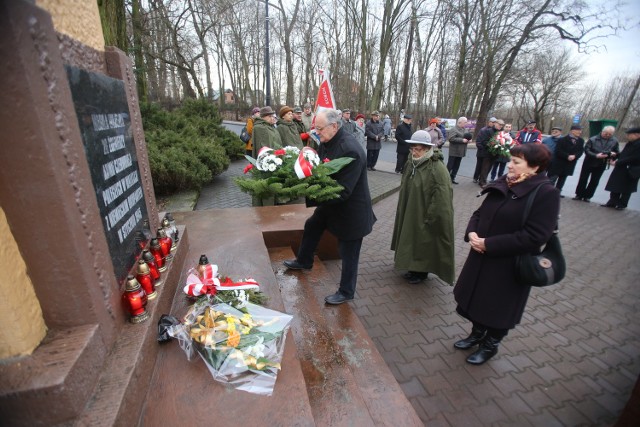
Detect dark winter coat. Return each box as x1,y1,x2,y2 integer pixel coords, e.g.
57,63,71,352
475,126,496,158
395,122,413,155
549,134,584,177
605,139,640,194
447,125,469,157
365,119,384,150
341,118,358,137
391,151,455,284
583,134,619,168
454,173,560,330
309,128,376,240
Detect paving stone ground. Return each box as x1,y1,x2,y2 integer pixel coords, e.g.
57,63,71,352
166,158,640,426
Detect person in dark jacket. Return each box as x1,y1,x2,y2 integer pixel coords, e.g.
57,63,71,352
476,119,504,187
602,127,640,210
573,126,619,202
473,117,496,183
453,143,560,365
447,117,471,184
365,111,385,170
283,109,376,305
394,114,413,173
548,124,585,196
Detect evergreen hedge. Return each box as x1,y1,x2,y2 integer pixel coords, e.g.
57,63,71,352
141,99,244,194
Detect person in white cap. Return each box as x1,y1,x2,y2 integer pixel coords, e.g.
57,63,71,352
391,130,455,285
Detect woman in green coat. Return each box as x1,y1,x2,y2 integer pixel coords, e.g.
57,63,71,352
276,106,304,149
391,130,455,285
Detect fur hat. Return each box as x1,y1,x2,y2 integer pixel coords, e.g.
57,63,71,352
259,106,275,117
279,106,293,118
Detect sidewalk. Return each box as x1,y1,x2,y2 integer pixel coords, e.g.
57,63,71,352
161,159,640,425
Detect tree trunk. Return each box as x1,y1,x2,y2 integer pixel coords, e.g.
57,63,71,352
97,0,127,51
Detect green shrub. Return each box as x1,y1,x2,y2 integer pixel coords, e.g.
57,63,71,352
141,99,243,195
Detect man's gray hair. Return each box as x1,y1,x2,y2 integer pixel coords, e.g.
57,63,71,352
602,125,616,134
457,116,468,125
320,109,341,125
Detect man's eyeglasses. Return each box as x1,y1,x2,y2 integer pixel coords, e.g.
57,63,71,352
315,123,335,132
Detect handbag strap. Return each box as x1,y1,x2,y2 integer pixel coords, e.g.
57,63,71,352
520,181,559,232
520,183,545,228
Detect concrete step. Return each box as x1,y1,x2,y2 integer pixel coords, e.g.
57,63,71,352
270,247,423,426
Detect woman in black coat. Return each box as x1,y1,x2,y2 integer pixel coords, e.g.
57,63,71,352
453,144,560,365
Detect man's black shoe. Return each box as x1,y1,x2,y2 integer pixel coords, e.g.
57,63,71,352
615,205,626,210
451,180,459,185
601,203,615,208
559,195,565,198
572,196,582,201
473,179,478,183
370,167,377,171
283,259,312,270
324,292,353,305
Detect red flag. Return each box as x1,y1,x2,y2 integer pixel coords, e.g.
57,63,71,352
313,69,336,124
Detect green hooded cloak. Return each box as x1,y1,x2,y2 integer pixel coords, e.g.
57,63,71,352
390,150,455,284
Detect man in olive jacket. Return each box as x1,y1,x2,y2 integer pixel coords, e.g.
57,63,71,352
283,109,376,305
252,106,282,157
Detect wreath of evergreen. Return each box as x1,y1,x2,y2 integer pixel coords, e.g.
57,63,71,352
234,146,354,204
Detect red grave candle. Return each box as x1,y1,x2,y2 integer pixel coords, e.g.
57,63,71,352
142,249,162,285
124,275,149,323
136,259,157,300
150,238,166,272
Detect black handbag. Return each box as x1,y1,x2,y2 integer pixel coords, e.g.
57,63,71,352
514,183,566,287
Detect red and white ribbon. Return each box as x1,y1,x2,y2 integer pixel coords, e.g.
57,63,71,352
216,277,260,291
184,273,260,296
294,147,316,179
257,146,272,157
184,272,219,296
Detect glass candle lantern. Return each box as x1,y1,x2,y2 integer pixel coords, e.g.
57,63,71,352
124,275,149,324
136,259,157,300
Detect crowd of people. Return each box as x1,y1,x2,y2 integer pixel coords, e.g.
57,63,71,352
242,104,639,365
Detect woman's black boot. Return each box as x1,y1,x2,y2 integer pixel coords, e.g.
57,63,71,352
466,336,501,365
454,327,487,350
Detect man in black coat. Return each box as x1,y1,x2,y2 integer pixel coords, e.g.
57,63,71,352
476,119,503,187
394,113,413,173
602,127,640,210
548,124,585,196
573,126,619,202
283,109,376,304
365,111,385,170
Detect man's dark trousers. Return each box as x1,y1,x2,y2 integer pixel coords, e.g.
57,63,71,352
447,156,462,180
367,149,380,169
396,153,409,172
575,163,607,199
296,213,362,299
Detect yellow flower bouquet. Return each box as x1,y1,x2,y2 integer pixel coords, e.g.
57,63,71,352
167,296,293,395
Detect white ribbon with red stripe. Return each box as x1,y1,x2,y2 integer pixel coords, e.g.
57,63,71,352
294,147,316,179
183,271,260,297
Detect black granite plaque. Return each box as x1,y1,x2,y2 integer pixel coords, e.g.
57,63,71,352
66,65,150,283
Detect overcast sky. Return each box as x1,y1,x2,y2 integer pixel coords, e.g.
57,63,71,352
574,1,640,83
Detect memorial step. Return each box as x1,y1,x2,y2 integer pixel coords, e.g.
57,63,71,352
269,247,423,426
